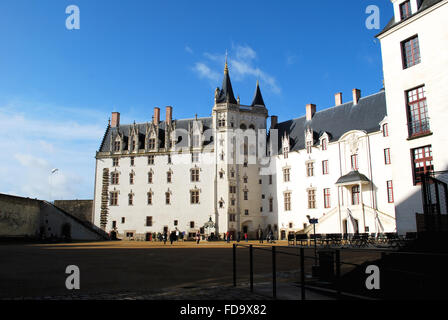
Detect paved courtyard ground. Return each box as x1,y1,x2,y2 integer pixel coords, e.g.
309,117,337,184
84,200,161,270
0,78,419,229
0,240,383,300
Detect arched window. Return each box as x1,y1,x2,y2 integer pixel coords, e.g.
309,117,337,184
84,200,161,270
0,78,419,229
240,124,247,131
352,186,360,205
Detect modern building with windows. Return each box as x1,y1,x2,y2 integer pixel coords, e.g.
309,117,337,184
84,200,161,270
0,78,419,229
377,0,448,234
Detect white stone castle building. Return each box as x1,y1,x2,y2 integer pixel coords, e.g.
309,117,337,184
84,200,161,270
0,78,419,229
93,0,447,240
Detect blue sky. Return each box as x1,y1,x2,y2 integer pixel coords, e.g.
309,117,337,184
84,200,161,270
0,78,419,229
0,0,392,200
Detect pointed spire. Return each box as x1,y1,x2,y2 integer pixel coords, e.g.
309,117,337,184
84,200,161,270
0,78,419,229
251,80,265,107
216,55,237,104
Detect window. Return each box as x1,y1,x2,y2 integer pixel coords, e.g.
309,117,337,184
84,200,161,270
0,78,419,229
384,149,391,165
110,192,118,206
165,192,171,205
244,191,248,201
229,214,236,222
147,192,153,205
244,209,249,216
191,168,200,182
113,158,119,167
129,172,134,184
130,157,135,166
283,168,290,182
128,193,133,206
407,86,430,138
322,160,329,175
167,155,172,164
352,186,360,205
321,138,328,151
306,140,313,154
269,198,273,212
351,154,359,171
306,162,314,177
387,181,394,203
219,171,224,179
190,190,200,204
174,220,178,226
243,176,248,183
231,198,236,206
284,192,291,211
244,161,248,167
146,216,152,227
112,221,117,228
269,175,272,185
219,200,224,208
289,223,293,229
190,221,195,228
308,190,316,209
402,36,421,69
259,179,262,185
121,217,125,224
324,188,331,209
218,119,226,128
400,1,412,20
229,186,236,194
192,153,199,163
148,138,156,150
131,140,136,151
231,170,235,178
113,141,121,152
148,155,154,165
283,146,289,159
167,171,172,183
383,123,389,137
111,172,119,185
148,172,153,184
412,145,433,184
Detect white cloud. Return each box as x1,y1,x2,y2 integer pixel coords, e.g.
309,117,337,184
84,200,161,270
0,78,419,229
193,45,281,94
0,101,105,200
185,46,193,54
192,62,221,82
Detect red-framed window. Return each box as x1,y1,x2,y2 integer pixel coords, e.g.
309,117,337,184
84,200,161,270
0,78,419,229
109,192,118,206
111,172,119,185
384,148,391,165
407,86,430,138
387,181,394,203
321,138,328,151
351,154,359,171
402,36,421,69
400,1,412,20
129,172,134,184
324,188,331,208
383,123,389,137
412,145,433,184
352,186,360,205
128,193,134,206
322,160,329,175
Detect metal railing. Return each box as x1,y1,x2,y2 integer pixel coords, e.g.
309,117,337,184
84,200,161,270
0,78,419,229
232,243,447,300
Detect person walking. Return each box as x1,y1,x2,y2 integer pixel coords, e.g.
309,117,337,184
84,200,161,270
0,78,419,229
163,231,167,245
258,229,263,244
226,231,230,243
196,231,200,244
245,232,248,242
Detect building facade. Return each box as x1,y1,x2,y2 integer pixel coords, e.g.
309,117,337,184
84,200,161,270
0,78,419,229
377,0,448,234
93,60,398,239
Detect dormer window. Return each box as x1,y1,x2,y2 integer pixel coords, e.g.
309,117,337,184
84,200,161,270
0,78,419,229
306,141,313,154
400,1,412,20
113,140,121,152
321,138,328,151
148,138,156,150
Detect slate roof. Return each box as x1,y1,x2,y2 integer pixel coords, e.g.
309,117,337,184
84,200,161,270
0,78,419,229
273,90,387,152
336,171,371,185
216,63,237,104
98,117,214,153
376,0,444,37
251,81,266,107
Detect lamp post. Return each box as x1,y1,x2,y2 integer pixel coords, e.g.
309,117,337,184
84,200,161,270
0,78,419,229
49,168,59,202
307,215,319,266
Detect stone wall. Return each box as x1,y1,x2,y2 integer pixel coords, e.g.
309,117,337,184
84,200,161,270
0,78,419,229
0,194,41,238
53,200,93,223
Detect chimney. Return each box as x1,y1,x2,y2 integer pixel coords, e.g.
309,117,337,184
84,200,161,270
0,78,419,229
111,112,120,128
352,89,361,105
270,115,278,129
166,106,173,126
306,104,316,121
335,92,343,106
153,107,160,124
